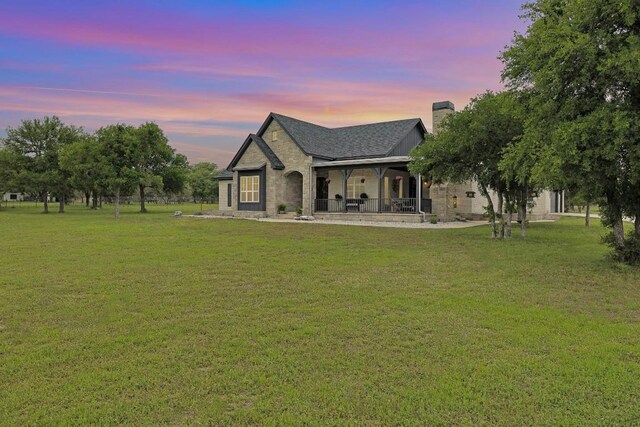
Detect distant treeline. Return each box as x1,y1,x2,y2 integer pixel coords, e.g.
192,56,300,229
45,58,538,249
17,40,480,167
0,117,221,217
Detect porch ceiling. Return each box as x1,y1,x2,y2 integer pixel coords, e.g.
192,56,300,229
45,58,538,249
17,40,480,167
311,155,410,168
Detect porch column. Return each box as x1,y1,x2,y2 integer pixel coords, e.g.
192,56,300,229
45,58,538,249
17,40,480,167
415,173,421,213
373,167,388,213
341,168,353,212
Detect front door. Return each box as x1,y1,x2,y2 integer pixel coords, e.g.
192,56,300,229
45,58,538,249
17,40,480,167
315,177,329,211
409,176,417,198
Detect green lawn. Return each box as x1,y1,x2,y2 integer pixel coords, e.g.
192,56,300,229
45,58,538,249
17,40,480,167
1,204,639,425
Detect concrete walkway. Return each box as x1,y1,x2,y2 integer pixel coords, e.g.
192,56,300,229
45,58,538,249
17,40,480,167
556,212,635,222
258,217,491,229
186,214,557,229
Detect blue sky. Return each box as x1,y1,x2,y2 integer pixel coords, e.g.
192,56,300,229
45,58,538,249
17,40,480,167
0,0,528,165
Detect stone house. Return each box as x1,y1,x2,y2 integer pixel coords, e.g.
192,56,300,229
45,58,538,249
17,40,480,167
216,101,563,222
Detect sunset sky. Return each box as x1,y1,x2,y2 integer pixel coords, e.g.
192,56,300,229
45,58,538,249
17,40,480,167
0,0,527,166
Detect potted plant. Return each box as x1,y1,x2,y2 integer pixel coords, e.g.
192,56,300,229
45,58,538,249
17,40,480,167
278,203,287,214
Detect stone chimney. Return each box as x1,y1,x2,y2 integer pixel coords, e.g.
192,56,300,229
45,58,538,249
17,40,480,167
432,101,455,135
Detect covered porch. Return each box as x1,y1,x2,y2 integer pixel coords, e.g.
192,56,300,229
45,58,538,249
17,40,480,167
312,157,432,215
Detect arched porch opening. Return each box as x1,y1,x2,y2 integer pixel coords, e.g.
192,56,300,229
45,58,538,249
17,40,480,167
284,171,303,212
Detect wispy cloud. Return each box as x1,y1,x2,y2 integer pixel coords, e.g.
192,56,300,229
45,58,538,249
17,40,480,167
0,0,526,165
14,86,162,98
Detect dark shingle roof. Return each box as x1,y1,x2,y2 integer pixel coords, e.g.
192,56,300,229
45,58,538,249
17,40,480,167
270,113,423,160
222,133,284,176
225,133,284,175
249,134,284,169
217,170,233,180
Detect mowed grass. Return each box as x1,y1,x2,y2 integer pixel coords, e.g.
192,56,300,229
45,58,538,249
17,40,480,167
1,203,639,426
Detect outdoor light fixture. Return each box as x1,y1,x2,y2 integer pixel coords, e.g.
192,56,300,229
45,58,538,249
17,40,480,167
361,178,365,183
466,191,475,198
326,179,331,184
395,175,403,180
452,195,458,208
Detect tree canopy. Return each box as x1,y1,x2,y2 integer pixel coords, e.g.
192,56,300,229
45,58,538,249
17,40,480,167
189,162,219,206
3,116,82,213
409,91,531,238
501,0,640,261
2,117,192,217
128,122,189,212
59,133,111,209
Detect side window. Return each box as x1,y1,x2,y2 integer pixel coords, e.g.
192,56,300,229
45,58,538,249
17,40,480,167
240,175,260,203
227,183,232,207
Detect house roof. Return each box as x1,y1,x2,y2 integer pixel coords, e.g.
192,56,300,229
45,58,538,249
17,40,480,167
224,133,284,173
217,170,233,180
266,113,425,160
248,134,285,169
220,112,426,177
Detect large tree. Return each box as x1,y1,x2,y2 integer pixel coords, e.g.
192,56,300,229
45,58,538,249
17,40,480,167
189,162,219,209
161,153,189,198
409,91,531,239
0,146,20,203
3,116,81,213
96,124,138,218
501,0,640,262
59,133,111,209
130,122,178,213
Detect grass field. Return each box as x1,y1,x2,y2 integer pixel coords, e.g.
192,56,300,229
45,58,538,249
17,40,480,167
1,203,639,425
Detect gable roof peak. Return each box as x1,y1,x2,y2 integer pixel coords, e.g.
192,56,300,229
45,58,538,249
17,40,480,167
225,133,284,172
257,112,425,161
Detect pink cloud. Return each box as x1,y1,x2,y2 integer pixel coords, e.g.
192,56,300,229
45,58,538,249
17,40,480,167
168,141,237,165
0,0,520,167
0,2,512,66
1,77,487,167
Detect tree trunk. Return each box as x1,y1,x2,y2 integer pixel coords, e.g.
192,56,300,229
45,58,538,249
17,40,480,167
99,195,102,208
497,190,504,239
139,184,147,213
585,203,591,227
611,213,625,249
85,192,90,207
43,191,49,214
519,205,527,238
114,187,121,219
92,190,98,209
505,194,512,239
480,183,497,239
635,213,640,238
519,188,528,238
59,194,65,213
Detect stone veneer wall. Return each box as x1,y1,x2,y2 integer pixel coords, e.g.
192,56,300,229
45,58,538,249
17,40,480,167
218,181,232,211
432,106,453,136
429,182,475,221
231,119,313,216
261,120,313,215
283,171,303,212
468,186,556,220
